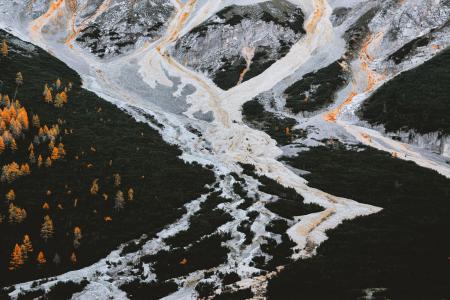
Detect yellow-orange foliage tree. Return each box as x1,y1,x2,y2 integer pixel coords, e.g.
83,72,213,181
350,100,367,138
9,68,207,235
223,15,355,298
73,227,82,248
0,137,5,154
1,162,22,182
21,234,33,261
1,40,8,57
22,234,33,254
8,203,27,223
36,251,46,265
17,107,29,130
58,143,66,157
40,215,54,241
51,147,60,160
90,179,99,195
44,88,53,103
45,157,52,167
6,189,15,201
32,114,40,128
128,188,134,201
70,252,77,264
20,163,30,175
8,244,24,271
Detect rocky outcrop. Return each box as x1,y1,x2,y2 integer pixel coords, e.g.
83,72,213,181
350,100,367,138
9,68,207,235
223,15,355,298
387,130,450,158
169,1,305,90
75,0,174,57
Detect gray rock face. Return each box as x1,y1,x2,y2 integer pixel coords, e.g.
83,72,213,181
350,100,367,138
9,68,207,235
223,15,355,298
388,130,450,158
169,0,305,90
75,0,174,57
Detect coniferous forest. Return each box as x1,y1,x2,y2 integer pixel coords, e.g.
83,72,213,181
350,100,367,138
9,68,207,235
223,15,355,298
0,30,214,286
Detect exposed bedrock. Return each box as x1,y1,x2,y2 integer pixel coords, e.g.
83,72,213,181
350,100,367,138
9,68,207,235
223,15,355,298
386,130,450,159
169,0,305,90
75,0,175,57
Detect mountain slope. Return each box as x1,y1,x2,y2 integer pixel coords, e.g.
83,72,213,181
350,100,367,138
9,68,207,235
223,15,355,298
0,0,449,299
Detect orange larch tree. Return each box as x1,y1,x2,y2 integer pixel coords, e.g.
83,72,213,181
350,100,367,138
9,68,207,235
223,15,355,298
44,88,53,103
32,114,40,128
51,147,60,160
29,149,36,164
45,157,52,167
58,143,66,157
9,244,24,271
37,155,43,168
17,107,29,130
36,251,46,265
40,215,54,241
10,138,18,152
6,189,15,202
20,163,31,175
42,202,50,210
22,235,33,254
73,227,82,248
0,137,5,154
1,40,8,57
128,188,134,201
90,179,99,195
70,252,77,264
1,162,22,183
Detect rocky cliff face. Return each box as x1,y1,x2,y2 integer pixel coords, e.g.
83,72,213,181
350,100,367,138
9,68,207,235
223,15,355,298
0,0,174,57
75,0,174,57
169,1,305,90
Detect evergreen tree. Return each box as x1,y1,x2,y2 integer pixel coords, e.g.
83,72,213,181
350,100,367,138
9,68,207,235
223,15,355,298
114,190,125,211
13,72,23,101
52,253,61,265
